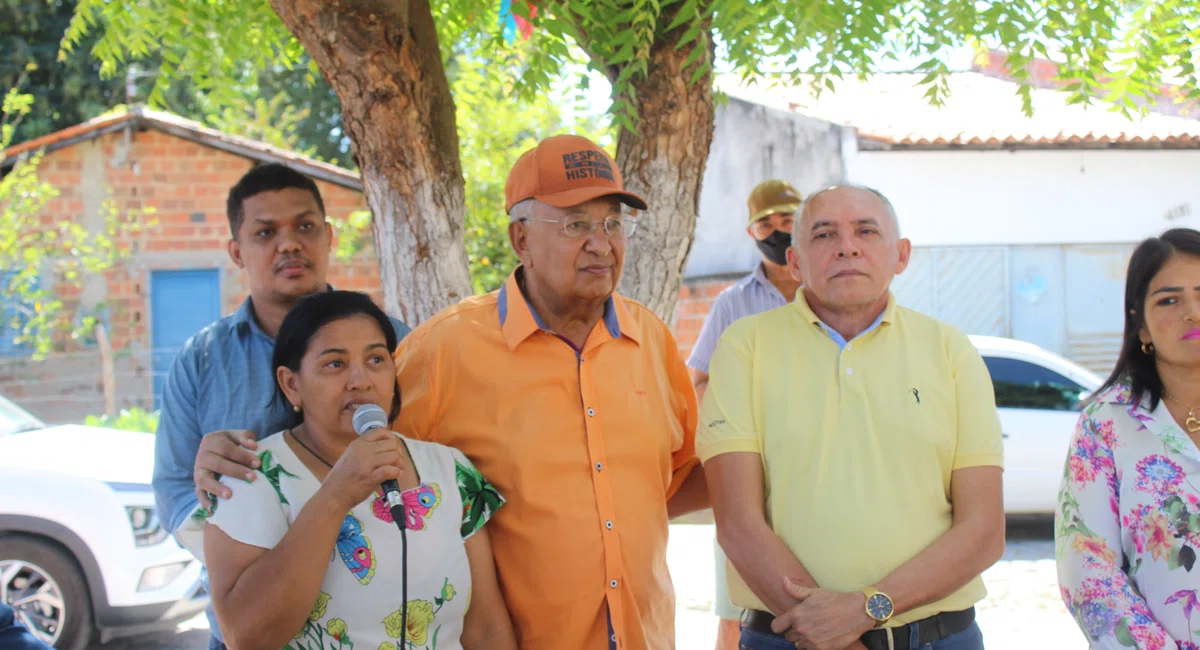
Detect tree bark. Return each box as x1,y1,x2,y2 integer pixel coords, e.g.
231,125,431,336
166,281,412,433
613,22,715,324
268,0,472,325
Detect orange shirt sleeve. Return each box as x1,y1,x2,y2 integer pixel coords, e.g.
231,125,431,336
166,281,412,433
662,324,700,499
392,326,439,442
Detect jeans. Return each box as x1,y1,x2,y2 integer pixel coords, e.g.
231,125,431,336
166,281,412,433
738,621,985,650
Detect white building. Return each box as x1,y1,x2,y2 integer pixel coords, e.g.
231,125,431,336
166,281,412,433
687,64,1200,374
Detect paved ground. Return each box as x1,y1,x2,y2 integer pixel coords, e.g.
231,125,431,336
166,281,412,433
92,517,1084,650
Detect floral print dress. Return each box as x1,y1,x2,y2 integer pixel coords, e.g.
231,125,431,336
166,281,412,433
1057,384,1200,650
176,432,504,650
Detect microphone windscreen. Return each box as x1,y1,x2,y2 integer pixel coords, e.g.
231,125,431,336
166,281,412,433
352,403,389,436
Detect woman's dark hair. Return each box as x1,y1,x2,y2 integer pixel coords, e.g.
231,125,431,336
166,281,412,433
272,290,401,426
1095,228,1200,409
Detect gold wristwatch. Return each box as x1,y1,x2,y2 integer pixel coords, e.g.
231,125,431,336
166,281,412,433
860,586,895,627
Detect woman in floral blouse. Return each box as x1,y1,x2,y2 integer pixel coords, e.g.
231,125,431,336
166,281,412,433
1057,228,1200,650
177,291,517,650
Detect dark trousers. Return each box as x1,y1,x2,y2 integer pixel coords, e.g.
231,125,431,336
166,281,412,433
738,621,985,650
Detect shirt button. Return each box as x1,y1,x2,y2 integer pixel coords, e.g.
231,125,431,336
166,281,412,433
595,462,603,471
846,368,853,375
846,343,853,350
610,579,619,588
606,520,614,529
587,408,596,417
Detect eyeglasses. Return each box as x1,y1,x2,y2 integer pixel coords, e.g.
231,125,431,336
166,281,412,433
519,216,639,239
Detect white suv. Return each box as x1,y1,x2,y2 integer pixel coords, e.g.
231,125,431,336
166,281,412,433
0,394,207,649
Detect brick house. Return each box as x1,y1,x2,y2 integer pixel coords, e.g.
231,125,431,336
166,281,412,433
0,108,385,423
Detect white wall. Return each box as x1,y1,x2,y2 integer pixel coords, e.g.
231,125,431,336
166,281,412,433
685,98,849,278
848,149,1200,246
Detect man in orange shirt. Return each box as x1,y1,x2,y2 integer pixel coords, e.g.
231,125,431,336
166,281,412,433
392,134,709,650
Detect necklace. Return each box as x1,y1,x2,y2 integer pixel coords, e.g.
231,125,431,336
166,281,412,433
289,428,334,468
287,428,424,484
1163,392,1200,433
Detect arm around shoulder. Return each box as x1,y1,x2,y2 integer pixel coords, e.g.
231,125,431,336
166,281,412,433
152,346,206,534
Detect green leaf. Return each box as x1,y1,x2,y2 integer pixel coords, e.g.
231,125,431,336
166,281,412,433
1114,617,1137,647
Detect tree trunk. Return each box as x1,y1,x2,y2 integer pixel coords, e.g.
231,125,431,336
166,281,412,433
614,23,715,324
269,0,472,325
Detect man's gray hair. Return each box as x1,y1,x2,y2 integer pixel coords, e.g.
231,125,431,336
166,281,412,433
509,198,536,222
791,184,901,249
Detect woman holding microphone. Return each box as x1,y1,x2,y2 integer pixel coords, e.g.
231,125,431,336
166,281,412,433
179,290,515,650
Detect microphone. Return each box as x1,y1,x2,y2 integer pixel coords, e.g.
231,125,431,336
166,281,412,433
352,403,405,529
352,402,410,642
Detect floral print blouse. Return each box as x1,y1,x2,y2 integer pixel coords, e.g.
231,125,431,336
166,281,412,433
1057,384,1200,650
176,432,504,650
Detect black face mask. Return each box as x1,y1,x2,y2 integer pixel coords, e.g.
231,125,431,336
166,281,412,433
755,229,791,266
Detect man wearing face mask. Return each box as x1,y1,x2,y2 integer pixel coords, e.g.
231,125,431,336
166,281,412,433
686,179,802,650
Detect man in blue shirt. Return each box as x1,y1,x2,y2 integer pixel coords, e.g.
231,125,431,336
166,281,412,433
687,179,802,650
0,603,53,650
151,163,410,650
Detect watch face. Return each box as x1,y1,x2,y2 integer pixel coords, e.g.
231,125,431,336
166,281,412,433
867,593,894,620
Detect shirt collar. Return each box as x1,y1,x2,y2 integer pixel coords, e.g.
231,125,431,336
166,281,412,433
793,290,896,341
751,262,772,289
230,298,266,338
497,268,640,351
751,262,789,303
1096,384,1200,464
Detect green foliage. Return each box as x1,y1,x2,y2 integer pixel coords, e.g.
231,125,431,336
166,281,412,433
509,0,1199,125
61,0,1198,145
4,1,347,164
331,209,374,264
83,407,159,433
203,91,320,160
62,0,307,111
59,0,1199,300
0,0,126,145
1,76,152,357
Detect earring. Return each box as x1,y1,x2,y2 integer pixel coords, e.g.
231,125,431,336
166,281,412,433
1142,342,1154,355
293,404,302,413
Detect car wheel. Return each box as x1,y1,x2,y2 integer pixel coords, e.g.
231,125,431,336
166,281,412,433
0,537,94,650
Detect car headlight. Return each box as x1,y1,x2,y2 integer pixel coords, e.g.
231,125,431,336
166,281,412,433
125,506,168,547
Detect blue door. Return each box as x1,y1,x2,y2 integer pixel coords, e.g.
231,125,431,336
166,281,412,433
0,270,34,357
151,269,221,408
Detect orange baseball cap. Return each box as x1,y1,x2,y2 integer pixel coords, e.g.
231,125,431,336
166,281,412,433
505,135,648,213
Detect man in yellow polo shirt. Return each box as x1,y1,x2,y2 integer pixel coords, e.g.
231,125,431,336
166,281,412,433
699,185,1005,650
392,135,709,650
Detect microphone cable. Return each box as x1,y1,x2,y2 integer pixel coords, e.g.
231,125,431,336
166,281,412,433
351,404,420,646
385,438,420,648
383,493,409,646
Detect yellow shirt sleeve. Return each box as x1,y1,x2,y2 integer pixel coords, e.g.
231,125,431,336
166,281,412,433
696,320,761,462
946,328,1005,470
